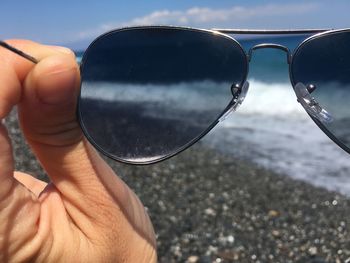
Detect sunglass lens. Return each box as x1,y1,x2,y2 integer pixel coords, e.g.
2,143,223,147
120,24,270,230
291,30,350,152
79,27,247,164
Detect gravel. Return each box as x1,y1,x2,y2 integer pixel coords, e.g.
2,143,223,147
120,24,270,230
5,110,350,263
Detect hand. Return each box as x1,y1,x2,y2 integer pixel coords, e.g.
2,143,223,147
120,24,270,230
0,40,157,262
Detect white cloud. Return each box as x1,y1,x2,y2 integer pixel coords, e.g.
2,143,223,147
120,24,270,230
76,3,320,41
125,4,318,25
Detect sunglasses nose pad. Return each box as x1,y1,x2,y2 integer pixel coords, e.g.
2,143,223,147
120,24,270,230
219,81,249,122
293,82,334,123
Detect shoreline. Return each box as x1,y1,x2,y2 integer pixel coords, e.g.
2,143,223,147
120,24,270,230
114,145,350,262
5,111,350,262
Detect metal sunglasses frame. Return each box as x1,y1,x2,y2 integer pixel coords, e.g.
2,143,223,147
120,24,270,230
1,26,350,165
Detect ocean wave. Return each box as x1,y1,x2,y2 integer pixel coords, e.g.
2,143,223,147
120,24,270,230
204,85,350,196
81,80,232,112
235,79,307,118
81,79,311,117
80,78,350,194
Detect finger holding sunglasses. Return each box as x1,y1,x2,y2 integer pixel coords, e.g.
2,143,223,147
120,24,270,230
0,40,157,262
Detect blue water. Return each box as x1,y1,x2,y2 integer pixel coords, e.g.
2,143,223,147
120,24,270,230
76,34,350,195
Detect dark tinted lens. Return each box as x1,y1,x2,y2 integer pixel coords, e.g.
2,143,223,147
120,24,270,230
79,27,247,164
291,30,350,151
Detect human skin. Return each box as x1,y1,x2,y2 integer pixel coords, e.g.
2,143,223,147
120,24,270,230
0,40,157,262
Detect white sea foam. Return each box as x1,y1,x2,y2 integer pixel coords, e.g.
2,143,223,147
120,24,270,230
82,80,233,112
203,79,350,195
235,79,307,117
83,79,350,195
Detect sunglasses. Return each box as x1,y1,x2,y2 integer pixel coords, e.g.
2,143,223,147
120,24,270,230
1,26,350,165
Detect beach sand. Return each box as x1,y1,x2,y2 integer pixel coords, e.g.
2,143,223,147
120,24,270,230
5,110,350,263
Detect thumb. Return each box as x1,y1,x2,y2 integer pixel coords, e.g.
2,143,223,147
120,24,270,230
20,51,81,146
19,49,156,249
19,51,115,208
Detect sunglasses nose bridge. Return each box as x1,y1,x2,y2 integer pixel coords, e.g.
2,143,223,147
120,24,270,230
247,43,292,64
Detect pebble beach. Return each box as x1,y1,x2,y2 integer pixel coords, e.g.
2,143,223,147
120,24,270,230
5,110,350,263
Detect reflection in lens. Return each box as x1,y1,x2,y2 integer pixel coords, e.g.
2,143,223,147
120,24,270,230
79,27,247,163
291,30,350,150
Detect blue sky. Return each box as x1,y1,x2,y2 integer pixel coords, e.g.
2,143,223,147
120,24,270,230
1,1,349,49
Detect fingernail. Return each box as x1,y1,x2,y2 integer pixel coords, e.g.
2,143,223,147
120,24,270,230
36,68,77,105
50,46,73,55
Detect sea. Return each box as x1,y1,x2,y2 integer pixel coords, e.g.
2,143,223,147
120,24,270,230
75,34,350,196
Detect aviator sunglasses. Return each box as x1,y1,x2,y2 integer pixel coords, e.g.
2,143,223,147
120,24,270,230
1,26,350,164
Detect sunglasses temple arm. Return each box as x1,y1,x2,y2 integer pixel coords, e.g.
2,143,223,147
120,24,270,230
293,82,333,123
0,40,38,64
